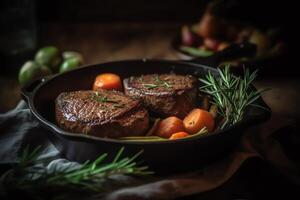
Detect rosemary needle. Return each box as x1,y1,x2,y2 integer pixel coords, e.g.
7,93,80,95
143,83,158,89
93,92,119,103
142,75,172,89
155,75,172,88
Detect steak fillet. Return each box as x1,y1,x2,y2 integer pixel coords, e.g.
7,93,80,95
55,89,149,138
123,74,198,119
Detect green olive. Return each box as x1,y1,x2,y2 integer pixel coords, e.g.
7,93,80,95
62,51,84,64
18,61,52,86
35,46,62,72
59,57,82,73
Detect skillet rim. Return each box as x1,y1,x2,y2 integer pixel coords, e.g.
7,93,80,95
22,58,271,145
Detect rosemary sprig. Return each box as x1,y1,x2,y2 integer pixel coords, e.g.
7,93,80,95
199,65,269,129
142,75,172,89
93,92,118,103
155,75,172,88
0,146,152,198
142,83,158,89
162,81,172,88
113,104,125,108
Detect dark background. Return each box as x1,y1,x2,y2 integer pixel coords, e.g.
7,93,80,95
1,0,296,73
36,0,287,25
37,0,208,22
1,0,296,64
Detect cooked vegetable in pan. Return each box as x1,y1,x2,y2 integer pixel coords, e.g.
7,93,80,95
155,116,185,138
183,108,215,133
169,132,189,140
93,73,122,91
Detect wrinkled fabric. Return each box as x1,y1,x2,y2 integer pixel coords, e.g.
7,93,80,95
0,101,78,170
0,101,299,200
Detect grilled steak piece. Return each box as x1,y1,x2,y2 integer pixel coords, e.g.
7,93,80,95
55,89,149,138
123,74,198,119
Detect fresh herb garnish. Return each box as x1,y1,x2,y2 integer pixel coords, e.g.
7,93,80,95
199,65,269,129
93,92,118,103
113,104,125,108
142,75,172,89
142,83,158,89
162,81,172,88
138,76,144,83
99,96,119,103
93,92,126,109
154,75,161,83
155,75,172,88
0,146,152,199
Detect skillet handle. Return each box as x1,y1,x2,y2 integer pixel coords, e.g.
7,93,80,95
188,42,257,67
21,76,53,103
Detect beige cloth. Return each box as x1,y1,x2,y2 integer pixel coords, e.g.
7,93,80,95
103,115,299,200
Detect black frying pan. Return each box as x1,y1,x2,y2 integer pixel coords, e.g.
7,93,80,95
21,42,269,174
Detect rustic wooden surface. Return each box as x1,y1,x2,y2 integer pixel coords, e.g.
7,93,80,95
1,22,300,124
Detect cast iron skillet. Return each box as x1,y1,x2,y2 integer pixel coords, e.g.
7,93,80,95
21,43,270,174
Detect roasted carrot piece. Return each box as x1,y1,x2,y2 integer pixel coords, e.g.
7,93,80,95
93,73,122,91
169,132,189,140
155,116,185,138
183,108,215,134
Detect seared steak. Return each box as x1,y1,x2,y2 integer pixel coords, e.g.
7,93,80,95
123,74,198,119
55,89,149,138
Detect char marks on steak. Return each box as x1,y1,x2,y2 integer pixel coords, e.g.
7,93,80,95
55,89,149,138
123,74,198,119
